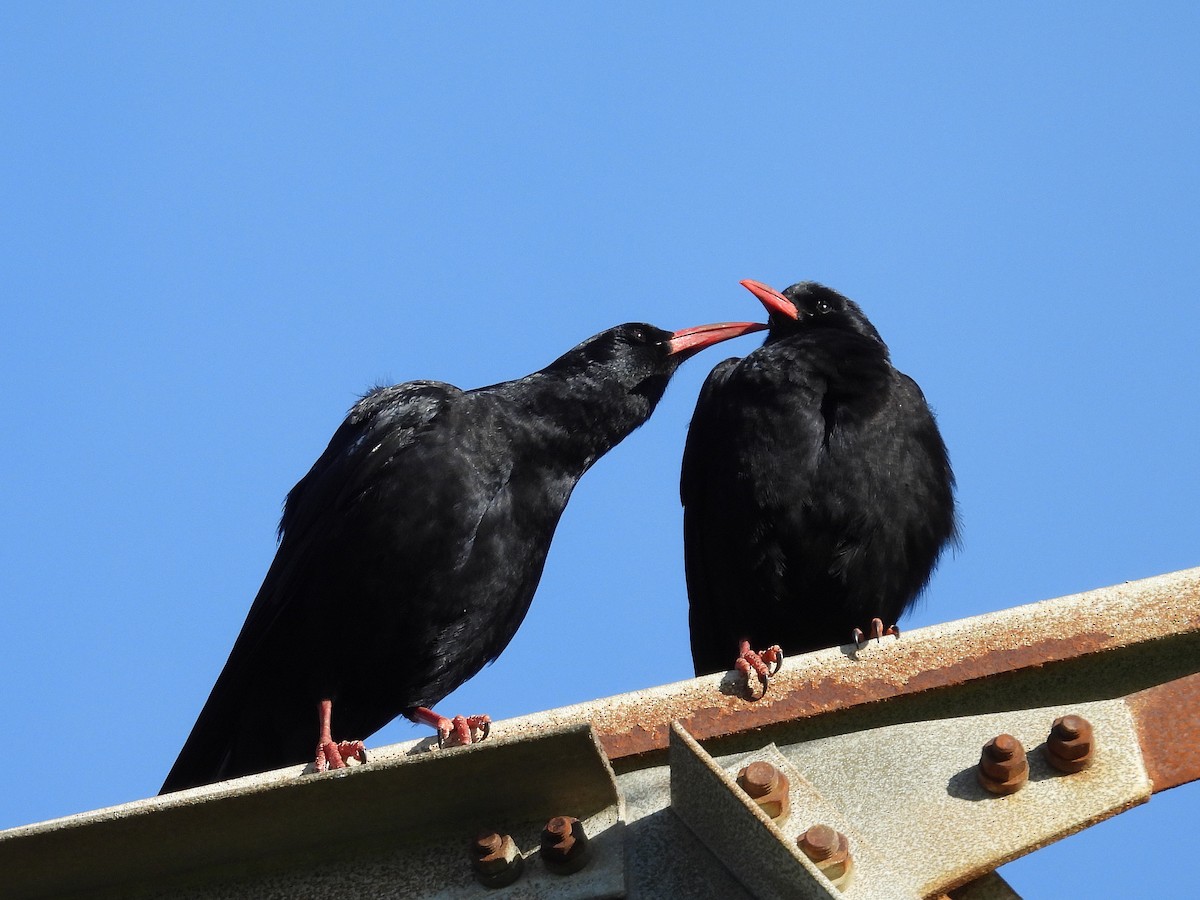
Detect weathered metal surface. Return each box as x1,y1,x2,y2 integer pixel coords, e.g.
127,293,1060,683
616,763,757,899
757,698,1150,897
669,724,870,899
494,567,1200,762
1,568,1196,898
939,872,1023,899
668,694,1153,900
668,697,1149,898
0,724,625,900
1126,671,1200,794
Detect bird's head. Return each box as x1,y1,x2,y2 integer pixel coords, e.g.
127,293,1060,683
584,320,768,401
549,320,766,418
529,319,767,457
740,279,885,347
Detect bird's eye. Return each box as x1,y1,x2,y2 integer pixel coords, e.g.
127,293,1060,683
815,298,833,314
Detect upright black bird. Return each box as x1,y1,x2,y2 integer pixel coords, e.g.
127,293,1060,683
682,279,957,692
162,317,765,793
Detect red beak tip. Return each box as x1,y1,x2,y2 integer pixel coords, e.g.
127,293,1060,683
667,321,767,356
741,278,798,320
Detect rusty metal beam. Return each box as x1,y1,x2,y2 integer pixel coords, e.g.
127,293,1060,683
494,567,1200,765
3,569,1196,899
1127,671,1200,794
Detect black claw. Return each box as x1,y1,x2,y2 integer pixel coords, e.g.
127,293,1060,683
744,669,768,701
478,720,491,742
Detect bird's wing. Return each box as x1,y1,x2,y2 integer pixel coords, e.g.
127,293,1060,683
244,381,462,646
279,382,456,543
890,371,959,551
682,348,838,672
680,358,739,507
680,358,743,673
161,381,469,792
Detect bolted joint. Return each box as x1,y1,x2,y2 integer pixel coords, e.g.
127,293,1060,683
736,760,791,822
540,816,591,875
797,824,853,886
1045,714,1095,774
469,830,524,888
977,733,1028,795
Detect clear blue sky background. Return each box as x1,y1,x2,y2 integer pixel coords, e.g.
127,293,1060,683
3,6,1198,896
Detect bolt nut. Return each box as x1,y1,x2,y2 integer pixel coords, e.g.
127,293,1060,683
540,816,591,875
977,733,1028,795
469,830,524,888
736,760,791,822
1045,714,1095,773
797,824,853,886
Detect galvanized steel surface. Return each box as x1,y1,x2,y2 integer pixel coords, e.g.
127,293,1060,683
1,567,1196,898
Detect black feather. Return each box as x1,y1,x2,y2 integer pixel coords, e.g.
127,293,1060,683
683,281,958,674
162,321,730,793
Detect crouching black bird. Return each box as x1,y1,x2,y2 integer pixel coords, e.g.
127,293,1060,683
161,317,766,793
682,279,957,696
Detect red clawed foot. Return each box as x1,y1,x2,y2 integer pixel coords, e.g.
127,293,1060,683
852,617,901,649
313,698,368,773
316,738,367,772
409,706,492,748
734,640,784,700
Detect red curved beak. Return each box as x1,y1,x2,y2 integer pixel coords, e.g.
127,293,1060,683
740,279,798,320
666,320,767,358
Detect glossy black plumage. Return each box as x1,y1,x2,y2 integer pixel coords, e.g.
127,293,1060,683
162,319,764,793
682,281,957,677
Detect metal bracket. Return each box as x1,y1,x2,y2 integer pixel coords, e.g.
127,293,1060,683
670,697,1152,898
1,723,626,899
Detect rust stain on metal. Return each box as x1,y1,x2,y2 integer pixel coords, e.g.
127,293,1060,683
597,632,1124,758
501,568,1200,764
598,722,672,761
1127,672,1200,793
609,572,1196,757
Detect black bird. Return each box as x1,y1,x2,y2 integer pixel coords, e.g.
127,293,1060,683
162,317,765,793
682,279,957,693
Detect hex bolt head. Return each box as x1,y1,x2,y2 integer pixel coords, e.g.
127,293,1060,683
736,760,791,822
797,824,853,886
469,829,524,888
473,831,502,856
977,733,1029,795
540,816,591,875
739,761,779,796
798,824,838,861
1046,714,1095,773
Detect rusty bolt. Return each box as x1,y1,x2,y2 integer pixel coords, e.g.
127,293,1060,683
1045,714,1095,774
736,760,791,822
977,733,1028,795
797,824,853,885
540,816,590,875
469,829,524,888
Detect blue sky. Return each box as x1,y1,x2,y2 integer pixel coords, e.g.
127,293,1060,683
3,5,1198,895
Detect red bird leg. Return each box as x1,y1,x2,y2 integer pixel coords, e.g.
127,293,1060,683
852,618,902,648
313,698,367,773
734,640,784,700
409,706,492,748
